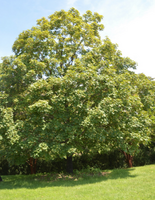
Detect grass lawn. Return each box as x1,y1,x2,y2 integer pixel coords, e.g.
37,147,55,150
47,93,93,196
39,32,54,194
0,164,155,200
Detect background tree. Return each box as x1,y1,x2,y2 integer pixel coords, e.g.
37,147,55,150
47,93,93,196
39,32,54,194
82,72,152,167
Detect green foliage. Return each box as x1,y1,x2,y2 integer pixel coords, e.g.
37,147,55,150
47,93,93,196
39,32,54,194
0,8,154,169
12,8,103,77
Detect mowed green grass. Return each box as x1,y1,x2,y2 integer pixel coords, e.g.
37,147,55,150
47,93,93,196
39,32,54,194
0,164,155,200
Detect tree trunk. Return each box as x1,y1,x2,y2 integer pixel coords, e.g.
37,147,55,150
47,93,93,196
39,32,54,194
34,159,37,174
127,154,133,168
29,157,37,174
66,155,73,174
0,176,2,182
123,152,133,168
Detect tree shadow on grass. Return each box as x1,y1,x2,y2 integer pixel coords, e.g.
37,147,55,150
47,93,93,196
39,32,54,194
0,168,137,190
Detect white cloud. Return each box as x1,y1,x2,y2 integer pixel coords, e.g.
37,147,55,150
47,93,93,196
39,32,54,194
83,0,91,4
107,4,155,78
67,0,78,7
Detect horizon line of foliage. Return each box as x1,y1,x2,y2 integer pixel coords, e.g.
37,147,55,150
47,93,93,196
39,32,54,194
1,144,155,175
0,8,155,171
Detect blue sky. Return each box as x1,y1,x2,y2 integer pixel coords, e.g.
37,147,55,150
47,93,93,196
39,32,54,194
0,0,155,78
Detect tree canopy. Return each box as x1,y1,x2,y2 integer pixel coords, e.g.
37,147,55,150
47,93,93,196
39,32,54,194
0,8,154,172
